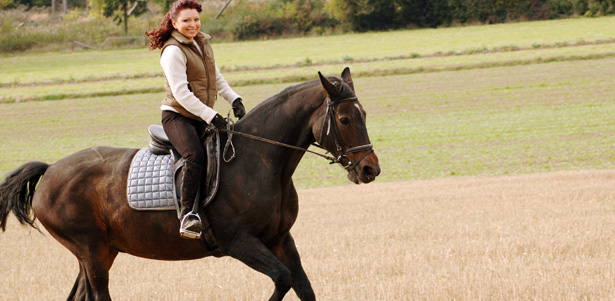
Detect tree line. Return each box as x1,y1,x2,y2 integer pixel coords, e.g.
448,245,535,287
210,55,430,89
1,0,614,42
330,0,615,31
0,0,615,33
208,0,614,39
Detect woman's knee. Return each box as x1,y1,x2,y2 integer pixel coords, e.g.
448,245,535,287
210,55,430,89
182,150,205,166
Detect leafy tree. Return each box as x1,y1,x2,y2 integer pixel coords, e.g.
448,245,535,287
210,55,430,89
158,0,171,13
0,0,15,9
5,0,84,9
344,0,399,31
396,0,451,28
102,0,146,34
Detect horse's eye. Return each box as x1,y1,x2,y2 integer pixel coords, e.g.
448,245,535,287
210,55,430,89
340,117,350,125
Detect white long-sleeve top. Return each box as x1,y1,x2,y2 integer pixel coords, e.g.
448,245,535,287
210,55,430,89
160,42,241,123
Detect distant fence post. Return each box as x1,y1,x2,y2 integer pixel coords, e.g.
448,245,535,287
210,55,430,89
70,37,146,51
72,41,95,50
99,37,146,49
216,0,232,19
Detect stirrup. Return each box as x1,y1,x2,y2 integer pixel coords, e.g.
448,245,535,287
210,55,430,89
179,213,202,239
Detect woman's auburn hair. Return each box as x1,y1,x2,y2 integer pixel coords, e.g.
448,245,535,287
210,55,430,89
145,0,203,50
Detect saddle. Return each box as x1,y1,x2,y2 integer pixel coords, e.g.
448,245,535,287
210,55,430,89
127,125,220,251
126,125,221,248
140,124,220,213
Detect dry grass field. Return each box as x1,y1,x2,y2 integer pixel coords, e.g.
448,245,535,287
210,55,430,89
1,170,614,300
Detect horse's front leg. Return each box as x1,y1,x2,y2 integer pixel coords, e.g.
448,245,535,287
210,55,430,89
227,234,292,301
272,234,316,301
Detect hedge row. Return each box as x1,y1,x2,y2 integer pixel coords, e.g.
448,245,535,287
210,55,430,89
1,0,614,53
202,0,339,40
206,0,615,39
327,0,615,31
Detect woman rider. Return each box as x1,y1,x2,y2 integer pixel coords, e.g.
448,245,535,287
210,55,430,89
146,0,245,238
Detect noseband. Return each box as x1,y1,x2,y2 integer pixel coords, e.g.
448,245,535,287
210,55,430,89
317,96,374,171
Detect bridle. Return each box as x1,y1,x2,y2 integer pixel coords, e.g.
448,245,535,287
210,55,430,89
219,94,374,172
317,95,374,171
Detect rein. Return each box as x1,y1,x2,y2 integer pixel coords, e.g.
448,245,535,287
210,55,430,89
220,95,373,171
219,126,337,163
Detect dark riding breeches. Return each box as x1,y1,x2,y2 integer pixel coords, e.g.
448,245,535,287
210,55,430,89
161,110,206,215
161,111,206,167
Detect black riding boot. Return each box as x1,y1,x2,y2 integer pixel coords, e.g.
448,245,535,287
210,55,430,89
179,160,204,239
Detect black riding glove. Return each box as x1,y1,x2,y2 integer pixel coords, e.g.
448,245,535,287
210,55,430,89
210,113,228,129
232,98,246,119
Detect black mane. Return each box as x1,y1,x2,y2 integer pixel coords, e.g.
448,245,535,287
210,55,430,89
245,76,351,119
250,79,320,113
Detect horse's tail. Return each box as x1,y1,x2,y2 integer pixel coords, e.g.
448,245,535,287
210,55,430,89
0,161,49,232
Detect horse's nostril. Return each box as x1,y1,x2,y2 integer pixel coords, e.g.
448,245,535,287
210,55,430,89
363,165,380,178
369,165,381,176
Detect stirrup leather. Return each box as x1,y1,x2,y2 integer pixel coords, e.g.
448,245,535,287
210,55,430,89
179,212,202,239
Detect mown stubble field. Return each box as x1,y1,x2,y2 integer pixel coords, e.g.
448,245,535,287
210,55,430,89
1,170,614,300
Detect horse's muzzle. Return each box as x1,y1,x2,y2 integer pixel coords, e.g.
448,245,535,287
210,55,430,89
347,152,381,184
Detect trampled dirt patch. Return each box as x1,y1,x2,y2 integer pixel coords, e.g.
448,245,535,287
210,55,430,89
1,170,614,300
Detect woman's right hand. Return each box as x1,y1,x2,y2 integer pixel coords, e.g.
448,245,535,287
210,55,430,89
232,98,246,119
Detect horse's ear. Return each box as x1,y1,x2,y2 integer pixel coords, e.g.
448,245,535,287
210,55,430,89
318,71,338,98
341,67,354,91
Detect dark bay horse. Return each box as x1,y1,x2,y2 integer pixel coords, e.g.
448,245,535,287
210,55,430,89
0,68,380,300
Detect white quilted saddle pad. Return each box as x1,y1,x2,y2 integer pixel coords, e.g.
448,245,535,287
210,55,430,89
127,148,177,210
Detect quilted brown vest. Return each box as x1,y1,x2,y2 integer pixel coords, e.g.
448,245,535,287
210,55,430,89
161,30,217,120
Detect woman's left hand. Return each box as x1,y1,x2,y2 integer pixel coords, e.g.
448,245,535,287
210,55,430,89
232,98,246,119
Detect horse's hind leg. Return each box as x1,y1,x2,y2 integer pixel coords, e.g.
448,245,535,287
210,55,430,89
67,249,119,301
67,262,89,300
38,212,117,300
37,214,117,300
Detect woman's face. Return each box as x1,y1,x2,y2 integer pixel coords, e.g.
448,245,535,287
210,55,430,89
172,8,201,41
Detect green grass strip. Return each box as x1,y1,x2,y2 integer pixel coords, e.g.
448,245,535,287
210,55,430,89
2,51,614,103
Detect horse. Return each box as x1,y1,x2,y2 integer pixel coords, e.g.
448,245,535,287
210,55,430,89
0,67,380,301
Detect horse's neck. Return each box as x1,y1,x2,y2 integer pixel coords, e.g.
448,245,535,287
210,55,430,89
245,88,321,145
236,88,323,174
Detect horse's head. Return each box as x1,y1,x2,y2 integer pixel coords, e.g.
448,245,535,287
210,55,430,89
314,68,381,184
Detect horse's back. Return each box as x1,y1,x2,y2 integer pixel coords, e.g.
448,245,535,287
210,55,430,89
32,147,138,239
35,146,137,199
49,146,137,176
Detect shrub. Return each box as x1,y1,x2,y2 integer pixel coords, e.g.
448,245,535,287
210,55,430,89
396,0,452,28
545,0,615,17
0,0,15,9
0,6,155,53
206,0,338,40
